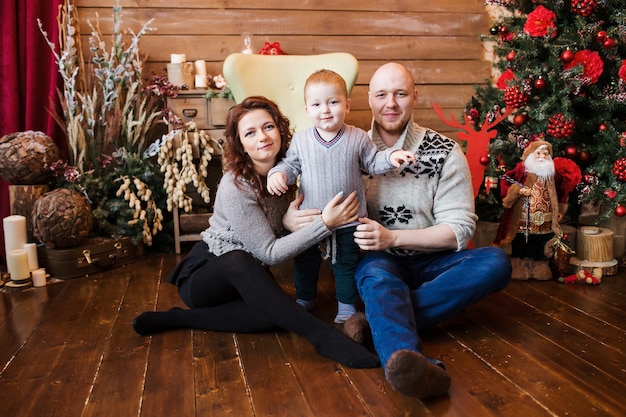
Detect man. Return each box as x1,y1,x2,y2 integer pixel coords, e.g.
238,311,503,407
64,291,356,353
349,63,512,399
493,140,580,280
284,63,511,399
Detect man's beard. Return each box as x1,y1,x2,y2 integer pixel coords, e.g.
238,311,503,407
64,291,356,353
524,156,555,182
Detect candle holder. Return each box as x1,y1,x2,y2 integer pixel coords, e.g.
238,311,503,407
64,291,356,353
241,32,253,54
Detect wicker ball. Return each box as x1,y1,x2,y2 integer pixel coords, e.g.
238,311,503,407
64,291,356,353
32,188,93,248
0,130,61,184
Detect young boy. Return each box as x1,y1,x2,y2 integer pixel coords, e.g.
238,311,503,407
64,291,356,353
267,69,415,324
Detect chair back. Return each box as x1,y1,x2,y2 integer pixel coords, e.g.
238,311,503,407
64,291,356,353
223,52,358,132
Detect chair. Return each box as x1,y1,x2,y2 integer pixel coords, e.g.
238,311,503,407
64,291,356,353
223,52,359,132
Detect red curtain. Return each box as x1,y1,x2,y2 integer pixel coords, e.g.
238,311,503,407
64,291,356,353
0,0,64,264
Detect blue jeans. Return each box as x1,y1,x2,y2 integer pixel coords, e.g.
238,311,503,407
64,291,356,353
355,246,511,371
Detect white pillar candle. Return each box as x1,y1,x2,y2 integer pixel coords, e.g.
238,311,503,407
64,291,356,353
194,60,207,77
23,243,39,270
170,53,186,64
32,268,47,287
7,249,31,281
4,215,27,253
194,74,208,88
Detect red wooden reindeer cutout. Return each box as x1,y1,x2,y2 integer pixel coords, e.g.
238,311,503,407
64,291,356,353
432,104,512,197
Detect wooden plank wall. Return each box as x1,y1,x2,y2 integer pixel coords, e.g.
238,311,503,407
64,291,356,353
74,0,491,135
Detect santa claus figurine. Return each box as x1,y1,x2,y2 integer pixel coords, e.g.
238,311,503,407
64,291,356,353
493,140,581,280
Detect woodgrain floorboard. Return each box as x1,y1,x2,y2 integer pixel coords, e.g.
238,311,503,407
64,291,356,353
1,252,624,417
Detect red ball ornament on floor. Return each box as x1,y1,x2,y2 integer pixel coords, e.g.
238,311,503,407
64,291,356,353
560,49,574,63
615,205,626,217
479,155,490,166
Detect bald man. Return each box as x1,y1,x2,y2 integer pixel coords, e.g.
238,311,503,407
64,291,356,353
350,63,511,399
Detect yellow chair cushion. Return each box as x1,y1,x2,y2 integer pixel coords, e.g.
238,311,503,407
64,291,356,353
223,52,359,132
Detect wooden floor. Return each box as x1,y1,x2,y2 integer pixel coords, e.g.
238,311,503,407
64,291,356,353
1,250,625,417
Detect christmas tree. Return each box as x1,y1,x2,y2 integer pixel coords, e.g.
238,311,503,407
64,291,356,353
467,0,626,223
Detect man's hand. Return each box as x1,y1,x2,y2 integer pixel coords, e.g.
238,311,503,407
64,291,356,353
353,217,395,251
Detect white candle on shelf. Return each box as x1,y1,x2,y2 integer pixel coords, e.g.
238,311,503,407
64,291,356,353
194,60,207,77
32,268,47,287
23,243,39,270
7,249,31,281
195,74,208,88
170,53,186,64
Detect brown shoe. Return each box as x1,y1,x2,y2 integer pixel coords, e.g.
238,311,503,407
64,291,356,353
343,312,370,345
385,349,451,399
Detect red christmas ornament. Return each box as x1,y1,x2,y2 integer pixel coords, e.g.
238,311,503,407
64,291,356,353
479,155,490,166
547,113,576,138
506,51,516,62
596,30,608,43
603,38,615,49
560,49,575,63
513,113,528,127
579,150,591,162
613,157,626,181
599,123,607,131
616,205,626,217
565,144,579,159
503,86,529,109
534,77,546,90
604,190,617,199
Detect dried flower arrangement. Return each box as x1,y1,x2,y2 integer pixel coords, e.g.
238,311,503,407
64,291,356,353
153,122,222,213
38,0,168,246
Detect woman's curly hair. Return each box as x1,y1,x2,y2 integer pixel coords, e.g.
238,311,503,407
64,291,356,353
222,96,292,201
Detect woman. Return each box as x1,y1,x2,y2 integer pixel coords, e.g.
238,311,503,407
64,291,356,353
133,96,379,368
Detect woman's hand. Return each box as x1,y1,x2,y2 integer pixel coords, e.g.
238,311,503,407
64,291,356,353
282,193,322,232
321,191,359,229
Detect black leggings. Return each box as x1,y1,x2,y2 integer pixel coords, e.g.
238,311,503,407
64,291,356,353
132,247,379,368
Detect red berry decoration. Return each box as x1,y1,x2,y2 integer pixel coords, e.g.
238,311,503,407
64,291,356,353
547,113,576,138
503,86,529,109
613,157,626,182
479,155,490,166
571,0,598,17
560,49,574,63
616,205,626,217
513,113,528,127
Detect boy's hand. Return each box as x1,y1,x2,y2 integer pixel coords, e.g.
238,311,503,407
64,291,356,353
267,172,288,195
389,150,416,168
